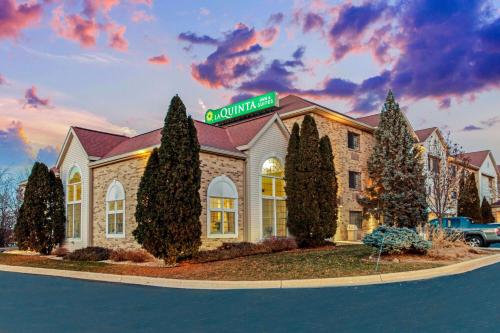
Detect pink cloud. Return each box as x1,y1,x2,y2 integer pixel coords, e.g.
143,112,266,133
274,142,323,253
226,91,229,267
24,86,50,109
129,0,152,6
0,74,5,85
148,54,169,65
0,0,43,39
82,0,120,17
51,6,100,47
108,24,128,51
131,9,154,22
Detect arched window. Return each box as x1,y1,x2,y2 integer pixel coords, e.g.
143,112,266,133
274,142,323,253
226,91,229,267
66,166,82,239
106,180,125,238
207,176,238,238
261,157,287,238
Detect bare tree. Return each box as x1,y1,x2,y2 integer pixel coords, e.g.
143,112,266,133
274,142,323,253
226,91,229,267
426,133,469,223
0,168,23,246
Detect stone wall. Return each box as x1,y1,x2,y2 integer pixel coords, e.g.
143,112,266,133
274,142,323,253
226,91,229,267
281,113,377,240
91,152,245,250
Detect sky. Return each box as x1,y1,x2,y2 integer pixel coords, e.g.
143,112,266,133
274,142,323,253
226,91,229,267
1,0,500,171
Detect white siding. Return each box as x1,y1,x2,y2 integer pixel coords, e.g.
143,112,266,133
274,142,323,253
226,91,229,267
59,133,91,250
479,154,498,202
244,121,289,242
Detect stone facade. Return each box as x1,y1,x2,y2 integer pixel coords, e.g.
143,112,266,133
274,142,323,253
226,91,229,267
91,151,245,250
281,113,378,240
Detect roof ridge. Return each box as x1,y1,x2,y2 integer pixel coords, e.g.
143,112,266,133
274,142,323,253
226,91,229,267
222,112,275,127
415,126,438,131
72,126,130,138
127,127,162,139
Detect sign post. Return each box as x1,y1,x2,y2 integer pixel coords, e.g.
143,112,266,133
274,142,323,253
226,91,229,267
205,92,279,124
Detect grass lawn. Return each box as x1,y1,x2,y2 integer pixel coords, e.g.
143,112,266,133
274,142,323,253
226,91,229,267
0,245,445,281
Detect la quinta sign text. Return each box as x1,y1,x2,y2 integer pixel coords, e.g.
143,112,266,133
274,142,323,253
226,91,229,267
205,92,279,124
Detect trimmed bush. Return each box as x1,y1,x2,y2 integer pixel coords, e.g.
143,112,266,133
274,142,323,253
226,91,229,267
363,226,431,254
110,249,153,263
65,247,111,261
193,238,297,263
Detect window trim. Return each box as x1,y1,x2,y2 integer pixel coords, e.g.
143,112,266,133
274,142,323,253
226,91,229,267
207,175,239,239
105,180,126,239
66,164,82,240
347,131,361,151
348,171,362,190
259,156,287,239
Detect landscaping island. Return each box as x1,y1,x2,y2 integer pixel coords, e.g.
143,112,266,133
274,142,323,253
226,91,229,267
0,244,492,281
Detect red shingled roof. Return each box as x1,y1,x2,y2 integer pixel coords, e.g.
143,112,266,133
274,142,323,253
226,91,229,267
224,113,276,147
356,113,381,127
101,120,243,159
414,127,437,143
462,150,490,168
72,127,128,158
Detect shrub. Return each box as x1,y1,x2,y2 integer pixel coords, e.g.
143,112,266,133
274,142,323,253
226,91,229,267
52,247,69,258
261,237,298,253
110,249,153,263
65,247,111,261
363,226,431,254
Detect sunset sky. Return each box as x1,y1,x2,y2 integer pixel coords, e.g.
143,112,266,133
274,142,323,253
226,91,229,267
1,0,500,170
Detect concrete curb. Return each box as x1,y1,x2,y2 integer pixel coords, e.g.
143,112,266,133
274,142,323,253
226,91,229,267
0,254,499,290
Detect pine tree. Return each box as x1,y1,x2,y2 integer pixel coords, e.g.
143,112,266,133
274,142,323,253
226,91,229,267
460,173,481,221
284,123,301,240
158,95,202,263
133,148,161,253
317,136,338,240
480,197,495,224
359,90,427,228
15,162,64,254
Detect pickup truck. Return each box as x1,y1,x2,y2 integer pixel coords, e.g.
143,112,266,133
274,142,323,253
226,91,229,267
428,217,500,247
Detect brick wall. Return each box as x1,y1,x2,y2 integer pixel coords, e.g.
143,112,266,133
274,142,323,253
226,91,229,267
91,151,245,250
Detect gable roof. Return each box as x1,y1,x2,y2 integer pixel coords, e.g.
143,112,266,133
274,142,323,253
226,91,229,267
462,150,491,168
224,113,276,148
72,127,129,158
356,113,381,127
414,127,438,143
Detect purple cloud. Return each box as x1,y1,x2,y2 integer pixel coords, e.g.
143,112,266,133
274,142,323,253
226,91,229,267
178,32,218,45
463,125,483,131
267,13,284,25
24,86,50,108
0,121,32,167
229,93,254,104
0,74,5,85
303,13,324,33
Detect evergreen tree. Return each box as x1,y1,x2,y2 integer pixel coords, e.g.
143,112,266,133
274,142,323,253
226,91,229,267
317,136,338,240
284,123,301,240
133,148,161,253
359,90,427,228
15,162,64,254
140,95,201,263
460,173,481,221
480,197,495,224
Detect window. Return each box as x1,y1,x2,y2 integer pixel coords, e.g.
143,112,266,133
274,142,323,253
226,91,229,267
261,158,287,238
347,132,360,150
428,156,440,174
106,180,125,238
348,171,361,190
207,176,238,237
349,211,363,229
66,166,82,239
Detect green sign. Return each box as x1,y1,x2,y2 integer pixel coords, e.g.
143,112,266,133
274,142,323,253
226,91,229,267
205,92,278,124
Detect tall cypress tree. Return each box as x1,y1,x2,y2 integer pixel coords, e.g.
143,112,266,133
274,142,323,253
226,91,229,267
133,148,160,253
317,136,338,240
360,90,427,228
158,95,201,263
15,162,64,254
461,173,481,221
480,197,495,224
284,123,301,239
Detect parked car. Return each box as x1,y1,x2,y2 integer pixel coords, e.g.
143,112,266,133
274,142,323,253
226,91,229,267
428,217,500,247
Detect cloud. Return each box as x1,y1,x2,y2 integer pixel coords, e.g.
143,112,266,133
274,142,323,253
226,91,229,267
463,125,483,131
50,1,129,51
480,116,500,128
129,0,152,6
131,10,154,22
0,0,43,39
0,121,33,167
180,14,284,88
302,13,325,33
0,74,5,85
107,24,128,51
267,13,284,25
35,145,59,167
24,86,50,108
148,54,169,65
229,93,254,104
